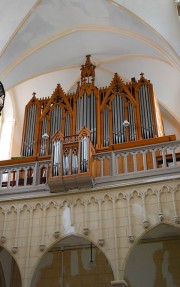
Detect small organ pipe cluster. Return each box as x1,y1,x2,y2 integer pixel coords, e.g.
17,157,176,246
21,55,159,178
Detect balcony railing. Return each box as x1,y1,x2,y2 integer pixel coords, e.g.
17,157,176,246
93,140,180,182
0,140,179,193
0,157,50,191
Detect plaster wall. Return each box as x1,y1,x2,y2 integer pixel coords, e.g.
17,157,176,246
124,239,180,287
0,179,179,287
31,247,113,287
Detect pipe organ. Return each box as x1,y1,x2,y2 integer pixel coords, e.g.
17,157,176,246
21,55,163,183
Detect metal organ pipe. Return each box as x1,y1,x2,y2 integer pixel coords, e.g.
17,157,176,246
75,92,96,146
40,117,48,156
49,110,54,154
27,106,32,156
113,96,116,143
28,106,32,155
28,105,34,155
120,96,124,143
144,86,151,137
90,93,93,142
93,94,96,145
25,108,31,156
65,113,70,137
103,108,109,146
76,99,78,133
128,103,136,141
139,87,145,139
23,108,30,156
143,85,149,139
145,85,154,138
63,152,69,176
72,148,78,174
80,96,83,129
23,105,37,156
112,99,115,143
53,139,61,176
112,97,116,144
138,85,154,139
128,103,132,140
87,95,90,130
103,109,106,146
49,106,62,154
80,135,88,172
83,93,86,126
120,96,124,142
112,95,126,144
116,96,120,143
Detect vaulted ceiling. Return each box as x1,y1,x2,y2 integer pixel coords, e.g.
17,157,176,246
0,0,180,144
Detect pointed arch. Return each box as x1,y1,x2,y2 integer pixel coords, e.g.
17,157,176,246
123,222,180,286
0,245,22,287
29,233,114,287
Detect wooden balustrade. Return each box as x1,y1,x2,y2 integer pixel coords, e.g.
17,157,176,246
93,140,180,178
0,157,50,190
0,140,179,192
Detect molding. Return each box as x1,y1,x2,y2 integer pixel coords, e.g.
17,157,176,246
128,235,135,243
111,280,127,287
174,216,180,224
158,213,164,222
54,231,60,239
98,239,105,246
39,244,46,252
143,220,149,229
94,166,180,189
0,236,6,244
11,246,18,254
83,228,89,236
140,236,180,244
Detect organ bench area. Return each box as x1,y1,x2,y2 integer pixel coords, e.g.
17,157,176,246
6,56,177,191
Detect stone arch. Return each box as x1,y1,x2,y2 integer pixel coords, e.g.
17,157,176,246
29,233,114,287
0,245,22,287
123,222,180,287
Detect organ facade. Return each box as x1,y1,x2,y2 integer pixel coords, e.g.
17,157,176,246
19,55,172,191
22,55,160,157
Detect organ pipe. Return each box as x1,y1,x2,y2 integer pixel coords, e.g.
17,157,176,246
80,135,89,172
72,147,78,174
49,106,62,154
39,117,48,156
112,95,126,144
52,139,61,176
64,113,71,137
21,56,160,159
128,102,136,141
103,108,109,147
138,85,154,139
22,104,37,156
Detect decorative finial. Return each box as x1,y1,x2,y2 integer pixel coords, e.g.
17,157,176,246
80,55,96,84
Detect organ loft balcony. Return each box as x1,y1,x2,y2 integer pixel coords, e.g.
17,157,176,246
0,56,179,196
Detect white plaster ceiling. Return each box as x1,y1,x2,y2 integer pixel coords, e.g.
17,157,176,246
0,0,180,128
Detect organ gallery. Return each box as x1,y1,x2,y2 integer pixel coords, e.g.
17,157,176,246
17,56,175,191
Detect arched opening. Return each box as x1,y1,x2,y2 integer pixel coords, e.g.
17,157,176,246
124,223,180,287
30,235,114,287
0,246,22,287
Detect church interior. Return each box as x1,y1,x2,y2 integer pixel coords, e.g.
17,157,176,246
0,1,180,287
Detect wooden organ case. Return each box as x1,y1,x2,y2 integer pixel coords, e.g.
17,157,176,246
21,55,165,192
